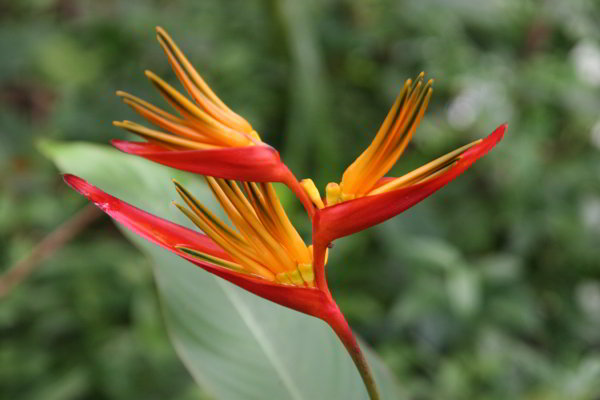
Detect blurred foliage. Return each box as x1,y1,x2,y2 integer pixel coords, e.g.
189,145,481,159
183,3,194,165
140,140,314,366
1,0,600,399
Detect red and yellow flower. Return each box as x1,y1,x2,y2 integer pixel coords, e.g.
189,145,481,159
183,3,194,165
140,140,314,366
111,27,316,216
65,27,505,400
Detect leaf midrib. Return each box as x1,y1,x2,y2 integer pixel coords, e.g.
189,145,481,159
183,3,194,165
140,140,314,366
216,278,306,400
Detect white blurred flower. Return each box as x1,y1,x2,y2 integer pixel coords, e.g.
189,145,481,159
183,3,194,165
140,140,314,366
447,92,478,129
571,41,600,87
447,81,511,130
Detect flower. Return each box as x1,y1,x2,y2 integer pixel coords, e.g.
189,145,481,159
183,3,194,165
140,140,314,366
62,174,334,319
313,124,506,244
64,171,377,398
173,178,318,287
65,26,506,400
112,27,315,216
299,73,506,244
327,72,436,205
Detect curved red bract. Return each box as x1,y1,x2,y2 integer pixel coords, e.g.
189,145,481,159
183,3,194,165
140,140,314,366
111,140,316,217
111,140,290,182
314,124,506,244
63,174,333,319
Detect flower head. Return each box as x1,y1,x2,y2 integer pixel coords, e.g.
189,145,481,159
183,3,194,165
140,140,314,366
114,27,258,150
64,26,506,400
172,178,320,287
112,27,316,215
63,174,334,319
327,72,435,204
296,73,506,243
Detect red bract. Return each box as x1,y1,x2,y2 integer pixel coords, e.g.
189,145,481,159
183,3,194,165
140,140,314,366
111,140,315,216
63,174,333,318
111,140,286,182
314,124,506,244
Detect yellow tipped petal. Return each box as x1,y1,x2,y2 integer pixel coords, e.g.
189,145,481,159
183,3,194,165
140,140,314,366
144,70,251,147
173,180,245,244
326,182,341,206
172,202,274,280
156,26,233,114
117,91,180,123
209,179,288,273
340,77,414,194
218,180,297,272
243,182,281,240
249,130,262,142
261,183,312,264
120,98,218,144
364,85,433,189
300,179,325,209
298,263,314,284
113,120,218,150
155,33,253,134
176,246,246,273
287,269,305,286
276,272,294,285
173,178,312,288
334,73,435,201
369,139,481,195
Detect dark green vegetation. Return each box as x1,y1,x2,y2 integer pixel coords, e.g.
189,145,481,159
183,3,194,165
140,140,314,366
2,0,600,398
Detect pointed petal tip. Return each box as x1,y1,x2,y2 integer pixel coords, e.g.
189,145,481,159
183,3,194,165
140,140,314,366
110,139,140,155
492,123,507,138
493,122,507,138
110,139,167,155
62,173,87,194
462,123,506,160
171,178,183,188
110,139,130,152
62,174,113,212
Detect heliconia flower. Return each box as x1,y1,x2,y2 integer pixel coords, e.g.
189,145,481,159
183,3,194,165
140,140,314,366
64,27,506,400
62,174,334,317
64,173,379,399
313,124,505,244
111,27,315,216
298,73,506,244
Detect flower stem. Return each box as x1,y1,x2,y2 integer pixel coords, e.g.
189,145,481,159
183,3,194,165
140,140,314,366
312,231,380,399
325,306,381,400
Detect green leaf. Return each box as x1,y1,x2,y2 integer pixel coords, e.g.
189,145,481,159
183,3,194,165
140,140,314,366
41,140,402,400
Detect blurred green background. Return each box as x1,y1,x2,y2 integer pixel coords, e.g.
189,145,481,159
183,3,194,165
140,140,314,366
2,0,600,399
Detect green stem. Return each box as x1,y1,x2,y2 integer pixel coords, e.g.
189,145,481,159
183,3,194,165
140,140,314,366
312,228,380,398
325,305,381,400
